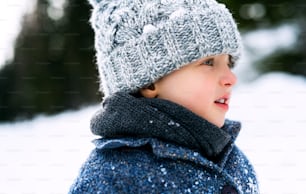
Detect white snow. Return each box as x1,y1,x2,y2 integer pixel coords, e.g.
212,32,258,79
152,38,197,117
0,0,36,68
0,105,99,194
230,73,306,194
243,24,298,59
1,72,306,194
234,24,299,82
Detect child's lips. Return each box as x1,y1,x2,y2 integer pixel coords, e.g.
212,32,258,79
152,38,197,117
214,95,230,111
214,101,229,111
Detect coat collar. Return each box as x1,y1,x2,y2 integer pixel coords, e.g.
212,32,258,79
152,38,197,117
93,134,238,170
91,92,241,161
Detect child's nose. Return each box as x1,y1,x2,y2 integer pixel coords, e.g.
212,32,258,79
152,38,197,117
220,68,237,87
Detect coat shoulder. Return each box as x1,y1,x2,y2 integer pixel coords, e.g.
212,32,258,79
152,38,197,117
69,142,259,194
70,146,221,193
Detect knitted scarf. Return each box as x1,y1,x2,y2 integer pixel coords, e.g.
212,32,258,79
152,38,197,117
90,92,239,160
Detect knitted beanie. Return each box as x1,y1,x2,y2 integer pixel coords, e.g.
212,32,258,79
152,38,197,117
88,0,242,97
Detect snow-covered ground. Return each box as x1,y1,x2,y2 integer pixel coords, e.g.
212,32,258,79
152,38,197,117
0,105,97,194
230,73,306,194
1,72,306,194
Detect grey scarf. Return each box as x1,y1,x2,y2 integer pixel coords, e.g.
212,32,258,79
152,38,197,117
91,92,240,160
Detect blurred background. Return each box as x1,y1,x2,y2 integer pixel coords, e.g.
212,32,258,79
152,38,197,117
0,1,306,194
0,0,305,122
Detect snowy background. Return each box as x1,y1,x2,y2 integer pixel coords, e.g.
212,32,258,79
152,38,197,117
1,1,306,194
1,72,306,194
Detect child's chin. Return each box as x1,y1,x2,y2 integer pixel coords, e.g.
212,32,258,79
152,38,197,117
215,119,225,128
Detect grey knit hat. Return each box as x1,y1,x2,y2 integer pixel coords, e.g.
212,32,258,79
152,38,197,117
88,0,242,97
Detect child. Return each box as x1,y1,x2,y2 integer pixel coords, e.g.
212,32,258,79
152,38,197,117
69,0,259,193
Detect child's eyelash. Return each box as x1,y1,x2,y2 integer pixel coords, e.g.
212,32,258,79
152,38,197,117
228,56,235,69
228,62,235,69
202,59,214,66
200,58,235,69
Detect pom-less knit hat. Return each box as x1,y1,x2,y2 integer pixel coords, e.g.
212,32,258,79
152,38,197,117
88,0,242,97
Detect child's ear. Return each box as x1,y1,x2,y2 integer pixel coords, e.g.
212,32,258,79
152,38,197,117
140,84,158,98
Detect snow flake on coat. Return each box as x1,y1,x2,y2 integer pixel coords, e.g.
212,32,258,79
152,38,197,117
69,93,259,193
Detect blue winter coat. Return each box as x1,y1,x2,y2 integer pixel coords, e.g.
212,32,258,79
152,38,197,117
69,93,259,194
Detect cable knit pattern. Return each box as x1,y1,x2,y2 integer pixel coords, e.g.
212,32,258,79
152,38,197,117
88,0,242,96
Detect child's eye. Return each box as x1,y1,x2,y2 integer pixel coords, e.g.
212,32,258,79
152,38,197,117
228,56,235,69
202,59,214,66
228,62,235,69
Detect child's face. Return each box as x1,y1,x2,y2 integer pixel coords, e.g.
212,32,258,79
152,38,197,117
155,54,237,127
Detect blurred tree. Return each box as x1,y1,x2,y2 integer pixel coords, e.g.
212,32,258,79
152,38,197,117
0,0,305,122
222,0,306,77
0,0,100,122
